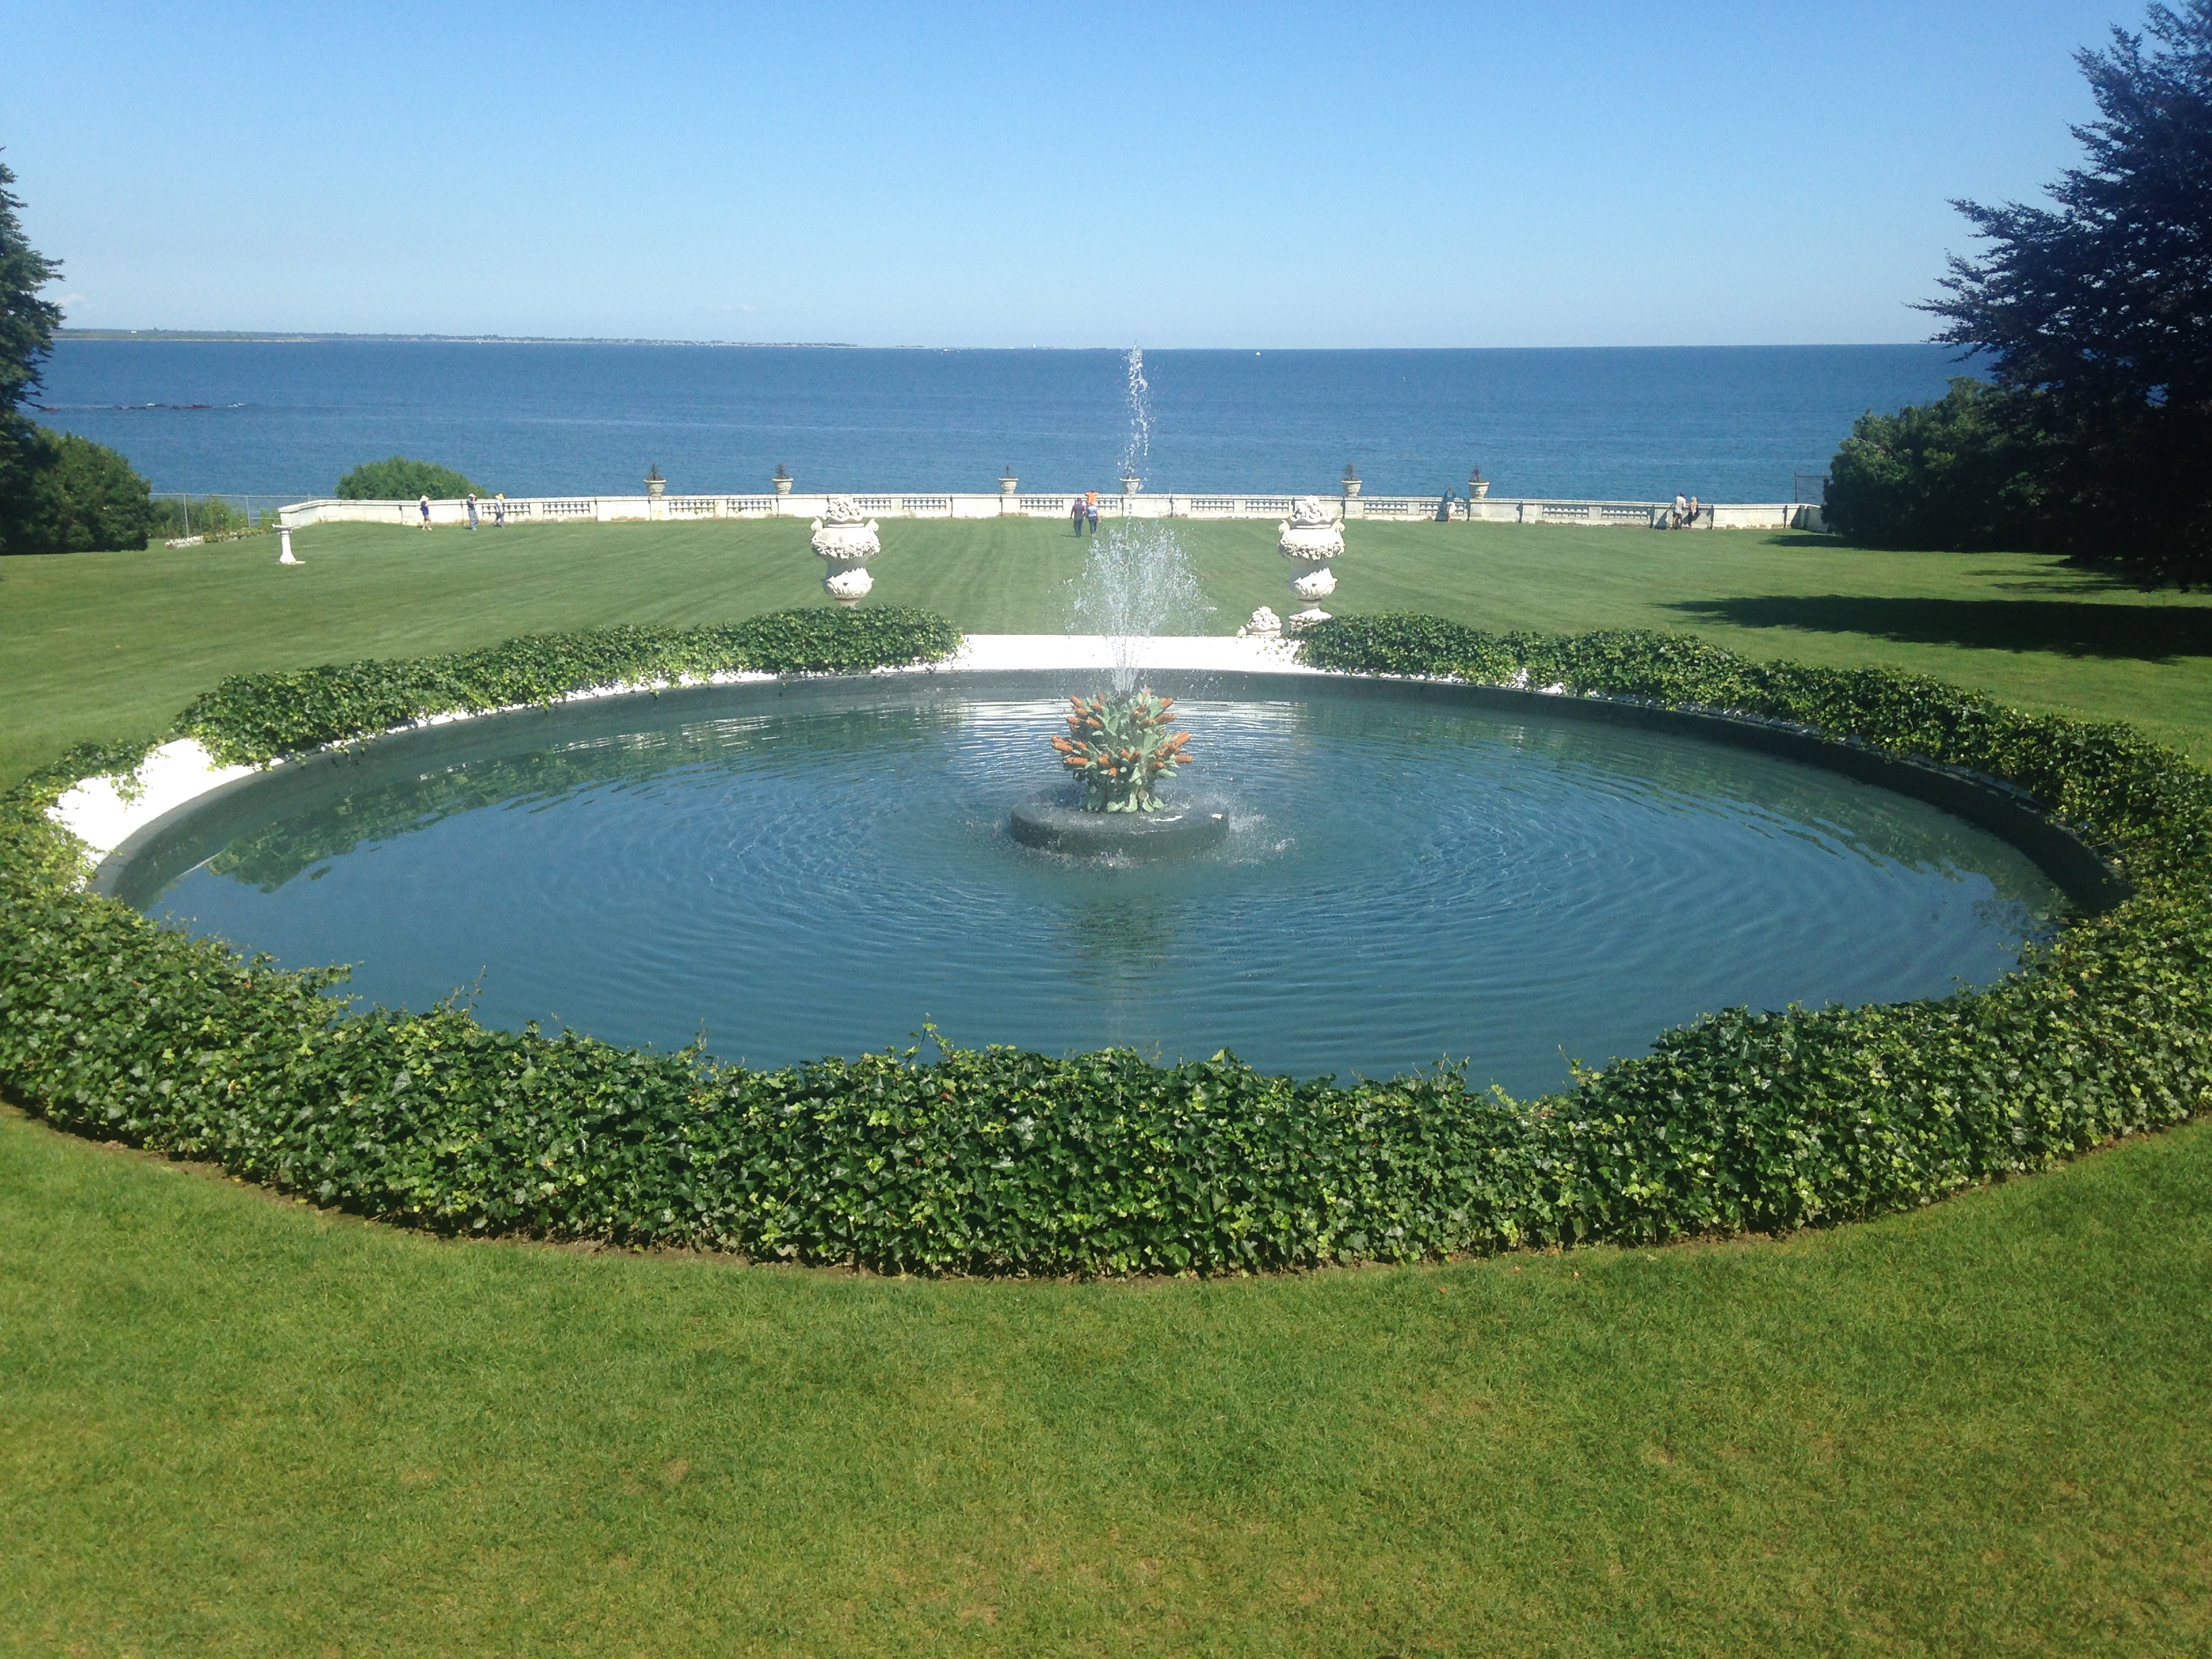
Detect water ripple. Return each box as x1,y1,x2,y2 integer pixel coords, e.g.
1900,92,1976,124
148,688,2064,1095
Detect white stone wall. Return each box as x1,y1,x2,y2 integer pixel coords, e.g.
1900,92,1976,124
278,493,1824,533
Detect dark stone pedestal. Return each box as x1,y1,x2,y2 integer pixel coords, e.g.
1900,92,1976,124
1010,797,1230,859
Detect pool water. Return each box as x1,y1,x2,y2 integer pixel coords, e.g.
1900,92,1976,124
125,677,2065,1096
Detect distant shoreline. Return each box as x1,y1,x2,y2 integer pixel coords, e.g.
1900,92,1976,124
56,329,862,347
53,331,1935,352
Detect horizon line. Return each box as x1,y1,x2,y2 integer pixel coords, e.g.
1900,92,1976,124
54,329,1947,353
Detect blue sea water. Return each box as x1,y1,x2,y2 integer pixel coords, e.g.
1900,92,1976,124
35,341,1967,504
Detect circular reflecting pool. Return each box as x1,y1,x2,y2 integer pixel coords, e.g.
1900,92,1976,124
116,674,2068,1096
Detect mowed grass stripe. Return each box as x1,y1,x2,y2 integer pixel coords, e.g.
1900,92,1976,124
6,518,2212,786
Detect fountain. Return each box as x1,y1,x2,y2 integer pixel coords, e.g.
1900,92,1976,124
1117,346,1151,491
1009,392,1228,856
1010,688,1226,855
811,495,880,603
1277,495,1345,629
121,674,2073,1094
1065,518,1207,693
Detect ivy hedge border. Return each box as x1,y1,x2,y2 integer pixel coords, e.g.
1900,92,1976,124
3,610,2208,1276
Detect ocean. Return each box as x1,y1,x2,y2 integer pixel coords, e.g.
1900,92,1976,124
33,341,1966,505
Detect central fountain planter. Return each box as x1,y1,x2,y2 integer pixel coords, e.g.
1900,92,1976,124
1009,796,1230,858
1017,686,1220,856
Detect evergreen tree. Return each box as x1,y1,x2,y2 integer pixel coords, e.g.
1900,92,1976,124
0,153,62,419
0,161,152,556
1925,2,2212,407
1913,4,2212,578
0,155,66,546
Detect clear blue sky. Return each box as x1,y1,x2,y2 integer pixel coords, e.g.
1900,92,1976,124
0,0,2146,347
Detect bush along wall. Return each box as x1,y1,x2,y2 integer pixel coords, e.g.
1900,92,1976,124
3,613,2210,1275
175,607,964,764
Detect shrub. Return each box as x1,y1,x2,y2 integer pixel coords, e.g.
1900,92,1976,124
1824,380,2053,551
1,615,2207,1275
1824,380,2212,577
173,607,965,766
0,427,153,555
335,455,488,500
148,495,258,542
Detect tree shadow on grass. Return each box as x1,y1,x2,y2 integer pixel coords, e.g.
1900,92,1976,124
1664,595,2212,662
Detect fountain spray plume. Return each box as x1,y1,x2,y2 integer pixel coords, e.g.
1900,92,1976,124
1117,346,1150,483
1069,523,1209,693
1069,345,1205,691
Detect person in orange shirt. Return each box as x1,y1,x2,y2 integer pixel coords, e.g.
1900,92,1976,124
1085,490,1099,535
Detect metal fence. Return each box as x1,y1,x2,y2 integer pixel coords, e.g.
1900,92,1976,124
147,492,312,541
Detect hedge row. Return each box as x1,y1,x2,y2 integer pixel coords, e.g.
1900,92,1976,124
1,615,2209,1274
176,606,964,766
1296,615,2212,882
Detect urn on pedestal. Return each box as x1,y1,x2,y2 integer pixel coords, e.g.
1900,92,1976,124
811,495,881,604
1277,495,1345,630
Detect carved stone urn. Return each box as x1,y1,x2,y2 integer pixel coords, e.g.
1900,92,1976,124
1238,605,1282,638
1277,495,1345,629
811,495,881,604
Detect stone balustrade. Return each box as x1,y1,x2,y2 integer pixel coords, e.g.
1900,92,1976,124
276,493,1825,533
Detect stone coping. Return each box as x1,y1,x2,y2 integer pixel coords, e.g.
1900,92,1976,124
48,632,2124,916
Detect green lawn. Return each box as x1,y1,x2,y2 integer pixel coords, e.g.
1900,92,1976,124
5,517,2212,786
5,1107,2207,1656
5,519,2211,1654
